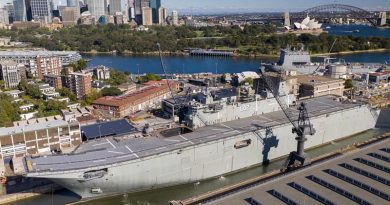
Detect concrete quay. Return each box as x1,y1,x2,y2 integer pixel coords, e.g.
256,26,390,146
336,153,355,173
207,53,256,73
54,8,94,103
170,133,390,205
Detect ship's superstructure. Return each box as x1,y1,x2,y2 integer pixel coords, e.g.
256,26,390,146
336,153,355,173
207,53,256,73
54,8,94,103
264,47,381,75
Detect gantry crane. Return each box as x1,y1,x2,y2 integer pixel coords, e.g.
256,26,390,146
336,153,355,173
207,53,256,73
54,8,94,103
259,68,316,170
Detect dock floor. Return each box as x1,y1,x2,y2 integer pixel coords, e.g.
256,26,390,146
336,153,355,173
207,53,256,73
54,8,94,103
174,135,390,205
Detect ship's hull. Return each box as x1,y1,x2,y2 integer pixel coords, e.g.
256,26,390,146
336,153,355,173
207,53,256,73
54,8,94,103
28,105,377,198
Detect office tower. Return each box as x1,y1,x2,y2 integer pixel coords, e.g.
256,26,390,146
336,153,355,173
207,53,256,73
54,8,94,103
172,10,178,26
0,60,23,89
0,8,9,25
4,3,14,23
13,0,27,22
149,0,160,24
30,0,52,23
141,6,152,25
284,12,290,27
60,6,80,26
127,0,135,19
85,0,106,19
134,0,148,24
110,0,123,15
67,0,78,7
157,7,166,25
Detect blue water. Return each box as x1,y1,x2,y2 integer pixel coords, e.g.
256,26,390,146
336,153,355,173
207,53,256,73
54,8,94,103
85,51,390,74
325,24,390,38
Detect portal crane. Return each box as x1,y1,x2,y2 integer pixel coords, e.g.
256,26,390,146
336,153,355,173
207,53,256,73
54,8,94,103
157,43,194,122
259,68,316,170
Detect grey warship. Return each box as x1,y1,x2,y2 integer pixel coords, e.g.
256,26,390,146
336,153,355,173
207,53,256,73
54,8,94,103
21,79,379,199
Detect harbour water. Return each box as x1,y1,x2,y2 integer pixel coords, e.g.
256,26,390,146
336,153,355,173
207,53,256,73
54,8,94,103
84,50,390,75
324,24,390,38
13,128,387,205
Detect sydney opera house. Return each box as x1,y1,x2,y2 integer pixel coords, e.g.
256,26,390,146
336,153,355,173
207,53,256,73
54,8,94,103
284,16,324,35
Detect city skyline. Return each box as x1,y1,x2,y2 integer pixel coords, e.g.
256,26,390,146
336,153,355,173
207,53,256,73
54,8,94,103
2,0,390,13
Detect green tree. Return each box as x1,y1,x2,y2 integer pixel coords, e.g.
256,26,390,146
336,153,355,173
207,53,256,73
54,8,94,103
26,85,42,99
101,87,123,97
138,73,161,83
0,94,20,126
240,77,253,85
344,79,354,89
85,89,102,105
58,88,77,102
106,70,129,86
18,79,28,91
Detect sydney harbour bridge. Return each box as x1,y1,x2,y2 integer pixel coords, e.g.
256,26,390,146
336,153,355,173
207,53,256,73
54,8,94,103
243,4,389,27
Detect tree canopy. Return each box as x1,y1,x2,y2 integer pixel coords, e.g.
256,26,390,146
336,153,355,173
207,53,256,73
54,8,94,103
101,87,123,97
2,24,389,56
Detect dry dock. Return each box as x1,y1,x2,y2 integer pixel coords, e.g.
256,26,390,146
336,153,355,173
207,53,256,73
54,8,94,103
171,133,390,205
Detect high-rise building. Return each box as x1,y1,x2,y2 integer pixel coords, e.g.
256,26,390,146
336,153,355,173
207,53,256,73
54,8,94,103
13,0,27,22
85,0,106,19
149,0,160,24
134,0,148,25
157,7,166,25
4,3,14,23
65,68,92,99
109,0,121,15
36,55,62,79
284,12,290,27
30,0,52,23
67,0,78,7
141,6,152,25
60,6,80,26
0,8,9,25
0,60,23,89
172,10,178,26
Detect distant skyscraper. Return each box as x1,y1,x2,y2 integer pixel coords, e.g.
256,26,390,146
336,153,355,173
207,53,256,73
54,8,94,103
284,12,290,27
13,0,28,21
134,0,148,24
85,0,106,19
141,6,152,25
149,0,160,24
157,7,166,25
109,0,123,15
67,0,78,7
4,3,14,23
0,8,9,25
172,10,178,26
60,6,80,26
30,0,52,23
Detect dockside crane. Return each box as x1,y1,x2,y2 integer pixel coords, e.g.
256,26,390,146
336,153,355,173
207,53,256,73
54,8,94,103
259,68,316,170
156,43,200,124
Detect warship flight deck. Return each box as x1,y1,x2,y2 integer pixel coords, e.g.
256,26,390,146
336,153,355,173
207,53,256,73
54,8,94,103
176,137,390,205
26,96,364,174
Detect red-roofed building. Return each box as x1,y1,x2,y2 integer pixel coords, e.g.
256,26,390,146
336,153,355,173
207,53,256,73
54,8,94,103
369,71,390,83
93,82,179,118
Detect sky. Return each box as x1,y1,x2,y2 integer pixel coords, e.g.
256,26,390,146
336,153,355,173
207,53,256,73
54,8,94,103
1,0,390,13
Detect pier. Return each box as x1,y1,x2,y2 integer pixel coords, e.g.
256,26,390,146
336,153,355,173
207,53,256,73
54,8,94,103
185,48,236,57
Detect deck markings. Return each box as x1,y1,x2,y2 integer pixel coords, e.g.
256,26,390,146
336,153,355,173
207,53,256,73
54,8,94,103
93,159,106,163
125,145,139,158
108,151,124,155
92,142,109,147
155,146,167,151
212,128,228,131
164,139,181,142
179,134,194,144
106,139,116,149
207,135,217,139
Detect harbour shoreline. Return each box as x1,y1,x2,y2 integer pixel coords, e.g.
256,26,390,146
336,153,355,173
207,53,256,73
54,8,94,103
80,48,390,59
